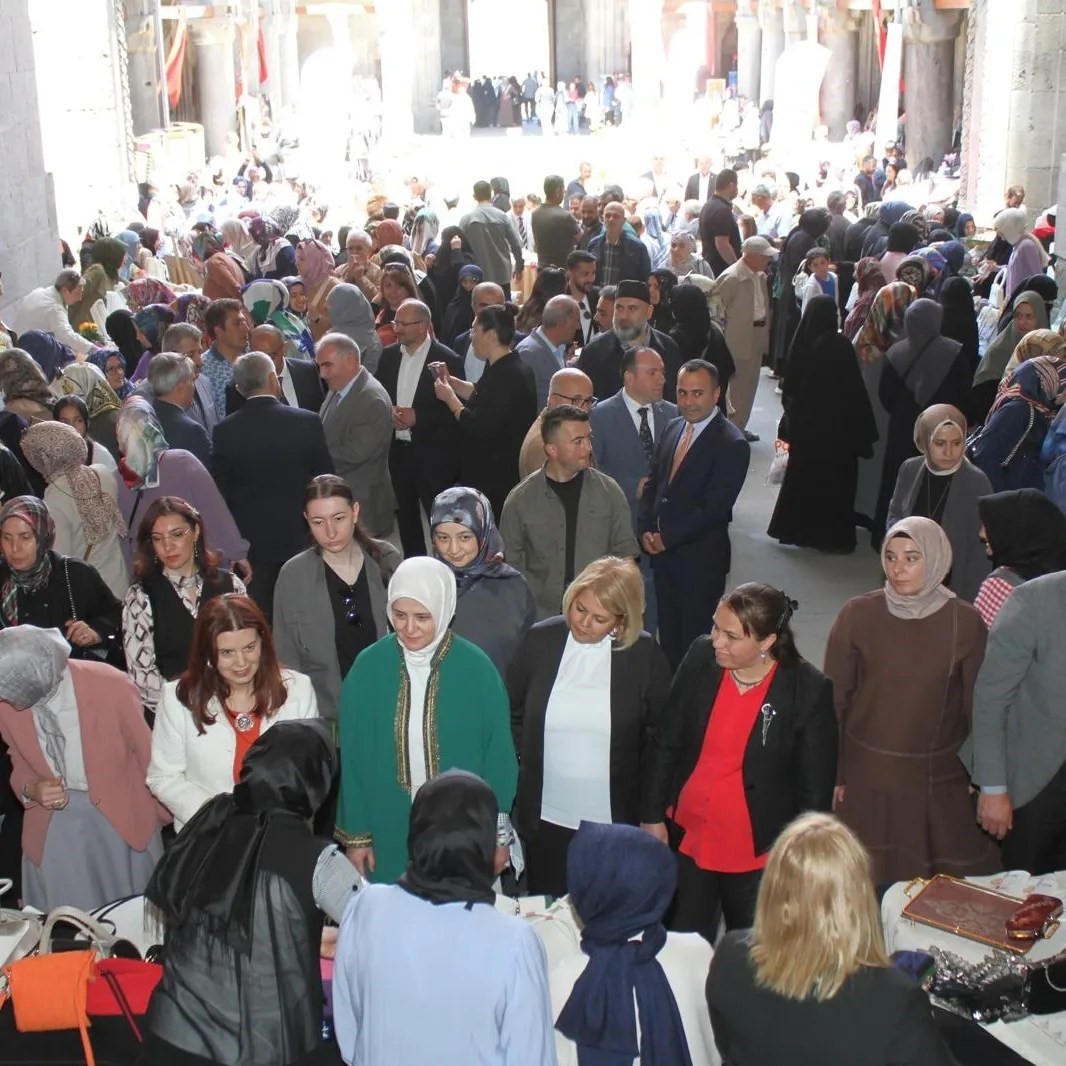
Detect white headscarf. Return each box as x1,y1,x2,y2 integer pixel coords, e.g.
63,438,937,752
0,626,70,709
994,208,1028,247
387,557,458,667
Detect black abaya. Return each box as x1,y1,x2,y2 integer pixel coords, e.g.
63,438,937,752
769,296,877,552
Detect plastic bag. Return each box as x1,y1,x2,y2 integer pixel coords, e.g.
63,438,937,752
766,441,788,486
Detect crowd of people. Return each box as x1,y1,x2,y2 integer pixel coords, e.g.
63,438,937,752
0,111,1065,1066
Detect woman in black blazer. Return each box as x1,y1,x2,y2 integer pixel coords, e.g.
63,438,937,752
707,812,953,1066
507,557,672,896
432,303,537,520
643,583,837,935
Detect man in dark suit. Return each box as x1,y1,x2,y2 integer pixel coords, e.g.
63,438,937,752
161,323,217,434
374,299,464,557
638,359,750,669
147,353,213,466
576,279,683,402
683,156,716,202
590,347,678,634
225,324,325,415
211,352,334,618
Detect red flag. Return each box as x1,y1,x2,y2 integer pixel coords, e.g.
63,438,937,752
872,0,887,68
257,26,269,85
165,16,187,108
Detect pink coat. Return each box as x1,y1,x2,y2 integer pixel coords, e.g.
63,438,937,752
0,660,169,865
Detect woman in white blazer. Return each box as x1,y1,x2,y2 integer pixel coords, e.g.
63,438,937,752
147,593,318,830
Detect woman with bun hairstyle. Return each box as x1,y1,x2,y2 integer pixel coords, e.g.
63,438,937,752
432,302,537,519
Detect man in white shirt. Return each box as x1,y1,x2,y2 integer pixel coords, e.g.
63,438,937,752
565,251,599,347
683,156,716,203
13,269,96,358
750,184,790,245
714,236,776,433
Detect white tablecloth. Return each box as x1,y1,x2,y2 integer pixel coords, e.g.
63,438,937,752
883,870,1066,1066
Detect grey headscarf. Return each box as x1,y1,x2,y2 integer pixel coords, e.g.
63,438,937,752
885,299,962,407
0,626,72,776
327,283,383,371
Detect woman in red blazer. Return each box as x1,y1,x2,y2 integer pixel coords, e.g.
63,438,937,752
0,625,168,909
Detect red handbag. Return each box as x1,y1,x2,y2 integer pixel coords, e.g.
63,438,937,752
86,958,162,1017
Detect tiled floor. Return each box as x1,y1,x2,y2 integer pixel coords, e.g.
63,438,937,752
728,370,883,669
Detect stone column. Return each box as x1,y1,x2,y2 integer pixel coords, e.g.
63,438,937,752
628,0,665,127
820,9,859,139
439,0,469,78
259,0,285,111
758,3,785,105
734,6,762,102
378,0,414,139
586,0,629,84
903,3,962,169
191,19,238,156
277,0,300,111
124,0,165,134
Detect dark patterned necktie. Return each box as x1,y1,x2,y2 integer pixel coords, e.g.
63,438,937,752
517,215,527,243
638,407,655,468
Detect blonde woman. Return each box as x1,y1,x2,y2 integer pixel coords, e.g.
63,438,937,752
507,556,672,896
706,813,953,1066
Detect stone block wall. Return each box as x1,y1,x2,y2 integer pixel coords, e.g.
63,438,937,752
0,0,61,324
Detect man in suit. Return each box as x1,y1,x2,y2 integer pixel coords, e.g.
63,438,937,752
638,359,750,669
161,323,217,434
566,250,599,348
683,156,716,202
374,299,464,557
316,331,396,538
577,279,683,403
147,353,213,466
225,324,325,414
211,352,334,618
515,295,580,408
588,202,650,288
640,154,670,200
590,347,677,633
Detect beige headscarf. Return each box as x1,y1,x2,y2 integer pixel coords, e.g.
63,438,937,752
913,403,967,475
881,516,956,620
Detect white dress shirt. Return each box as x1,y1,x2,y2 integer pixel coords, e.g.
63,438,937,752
277,367,298,407
13,284,94,357
621,387,656,438
395,335,431,442
541,632,613,829
577,294,595,345
698,173,711,202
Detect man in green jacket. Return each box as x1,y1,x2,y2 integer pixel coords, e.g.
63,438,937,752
500,404,639,619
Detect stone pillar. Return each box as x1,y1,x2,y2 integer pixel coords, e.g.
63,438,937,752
903,3,962,170
758,3,784,105
125,0,165,134
277,0,300,111
553,0,588,88
628,0,665,127
820,10,859,139
410,0,444,134
734,5,762,102
378,0,413,139
586,0,628,84
259,0,285,111
439,0,468,78
191,19,238,157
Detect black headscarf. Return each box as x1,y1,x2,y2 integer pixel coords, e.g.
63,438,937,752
428,226,476,317
886,222,921,254
650,269,677,333
978,488,1066,581
399,770,497,908
556,821,691,1066
669,284,735,381
145,720,336,954
939,277,979,370
104,309,146,375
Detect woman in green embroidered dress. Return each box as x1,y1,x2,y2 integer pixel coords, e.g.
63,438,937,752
336,556,518,883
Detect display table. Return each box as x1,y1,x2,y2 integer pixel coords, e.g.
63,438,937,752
883,870,1066,1066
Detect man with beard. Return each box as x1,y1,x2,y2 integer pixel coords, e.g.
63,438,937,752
577,195,603,251
576,279,682,402
566,250,599,347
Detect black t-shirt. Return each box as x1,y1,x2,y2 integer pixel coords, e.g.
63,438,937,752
699,195,741,277
324,561,376,677
546,469,585,589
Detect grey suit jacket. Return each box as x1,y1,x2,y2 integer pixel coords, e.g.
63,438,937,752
960,571,1066,807
187,375,219,434
887,457,992,603
272,546,399,719
515,329,565,409
590,390,678,528
320,368,396,536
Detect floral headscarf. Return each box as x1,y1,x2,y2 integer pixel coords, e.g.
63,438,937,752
175,293,210,332
126,277,177,313
843,258,888,340
133,304,177,354
248,216,281,247
1012,329,1066,365
192,230,226,263
895,256,934,296
854,282,917,364
58,361,123,421
429,486,519,592
116,397,168,487
21,422,126,546
0,348,54,409
989,355,1066,420
241,280,314,359
0,496,55,623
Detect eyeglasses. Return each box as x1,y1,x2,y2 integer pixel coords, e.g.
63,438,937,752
551,392,596,409
394,319,425,328
342,591,363,628
151,527,192,546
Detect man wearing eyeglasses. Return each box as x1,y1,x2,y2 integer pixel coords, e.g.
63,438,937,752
518,367,597,479
501,405,637,620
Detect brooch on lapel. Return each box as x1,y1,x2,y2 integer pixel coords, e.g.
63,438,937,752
760,703,777,747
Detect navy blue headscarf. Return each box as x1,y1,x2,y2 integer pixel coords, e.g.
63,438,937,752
430,486,520,592
17,330,75,381
556,822,692,1066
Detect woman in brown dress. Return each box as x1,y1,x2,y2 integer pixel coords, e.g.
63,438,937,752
825,516,999,886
